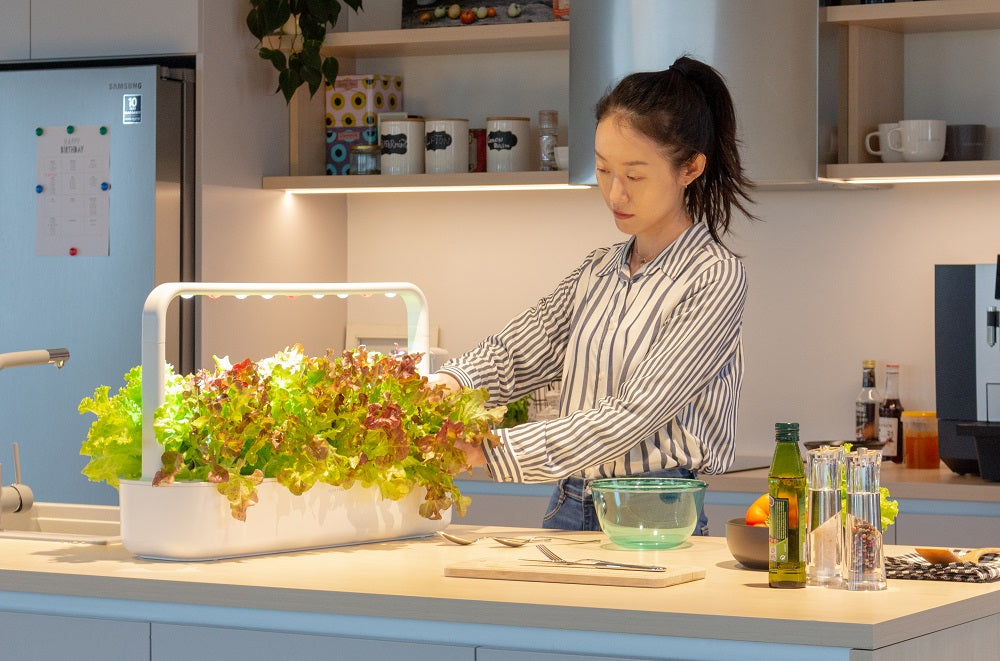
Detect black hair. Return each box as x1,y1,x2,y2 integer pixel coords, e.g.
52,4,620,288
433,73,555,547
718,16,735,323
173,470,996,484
594,56,757,244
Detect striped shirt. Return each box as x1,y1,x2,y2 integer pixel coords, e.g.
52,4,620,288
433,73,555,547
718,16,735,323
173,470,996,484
439,222,747,484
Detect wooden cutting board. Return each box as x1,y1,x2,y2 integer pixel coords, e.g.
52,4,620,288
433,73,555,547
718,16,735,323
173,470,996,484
444,558,706,588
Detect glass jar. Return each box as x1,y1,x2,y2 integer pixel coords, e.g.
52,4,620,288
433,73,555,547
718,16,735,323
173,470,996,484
902,411,939,469
349,144,380,175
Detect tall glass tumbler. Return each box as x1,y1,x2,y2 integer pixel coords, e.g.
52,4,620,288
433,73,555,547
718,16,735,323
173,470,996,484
806,446,843,586
844,448,887,591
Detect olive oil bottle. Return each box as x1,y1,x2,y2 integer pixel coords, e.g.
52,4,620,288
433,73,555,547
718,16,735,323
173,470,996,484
768,422,807,588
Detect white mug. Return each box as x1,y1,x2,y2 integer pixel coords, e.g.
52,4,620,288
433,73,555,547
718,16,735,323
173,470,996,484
424,118,469,174
887,119,946,162
864,122,902,163
486,116,530,172
380,118,425,174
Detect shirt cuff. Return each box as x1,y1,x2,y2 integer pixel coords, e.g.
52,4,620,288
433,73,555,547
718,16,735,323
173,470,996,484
437,365,475,388
482,428,524,483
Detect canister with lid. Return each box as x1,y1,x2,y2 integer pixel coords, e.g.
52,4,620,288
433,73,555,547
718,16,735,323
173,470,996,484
902,411,939,469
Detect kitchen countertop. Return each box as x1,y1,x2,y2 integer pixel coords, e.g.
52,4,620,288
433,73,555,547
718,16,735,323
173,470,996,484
1,523,999,657
702,461,1000,502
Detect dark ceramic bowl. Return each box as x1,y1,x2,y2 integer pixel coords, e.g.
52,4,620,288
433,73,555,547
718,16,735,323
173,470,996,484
725,518,769,570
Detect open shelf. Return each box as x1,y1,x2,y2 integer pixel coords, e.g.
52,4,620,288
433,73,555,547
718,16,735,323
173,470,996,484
823,0,1000,33
822,0,1000,183
823,160,1000,183
265,21,569,59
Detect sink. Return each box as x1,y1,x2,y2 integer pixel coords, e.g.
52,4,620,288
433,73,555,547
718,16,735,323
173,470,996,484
0,501,120,544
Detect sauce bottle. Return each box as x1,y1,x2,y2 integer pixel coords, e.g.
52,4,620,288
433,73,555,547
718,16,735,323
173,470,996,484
878,363,904,463
855,360,881,448
768,422,807,588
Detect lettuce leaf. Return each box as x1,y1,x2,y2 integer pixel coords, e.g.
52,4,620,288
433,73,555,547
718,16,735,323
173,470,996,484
79,345,505,522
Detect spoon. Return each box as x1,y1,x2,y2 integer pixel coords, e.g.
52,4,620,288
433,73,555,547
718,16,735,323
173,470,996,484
914,547,1000,564
435,531,552,547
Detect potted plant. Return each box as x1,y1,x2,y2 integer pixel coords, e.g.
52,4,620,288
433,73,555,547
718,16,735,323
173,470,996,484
79,345,505,559
246,0,364,103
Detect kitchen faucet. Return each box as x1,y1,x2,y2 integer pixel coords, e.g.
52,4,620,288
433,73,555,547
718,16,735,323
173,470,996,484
0,348,69,528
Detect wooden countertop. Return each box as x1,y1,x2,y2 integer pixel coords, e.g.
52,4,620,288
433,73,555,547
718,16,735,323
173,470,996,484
1,524,998,651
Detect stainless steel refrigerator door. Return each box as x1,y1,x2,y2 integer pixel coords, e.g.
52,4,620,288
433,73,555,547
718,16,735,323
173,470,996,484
0,64,194,505
569,0,819,186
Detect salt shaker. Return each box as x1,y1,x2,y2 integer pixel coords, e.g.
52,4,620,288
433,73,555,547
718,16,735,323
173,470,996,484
844,447,887,591
538,109,558,171
806,445,843,587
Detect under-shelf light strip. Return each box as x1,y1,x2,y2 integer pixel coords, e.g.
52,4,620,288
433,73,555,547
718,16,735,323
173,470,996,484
821,175,1000,185
282,183,592,194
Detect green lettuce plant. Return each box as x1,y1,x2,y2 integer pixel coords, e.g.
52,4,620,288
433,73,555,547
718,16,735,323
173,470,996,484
80,345,503,521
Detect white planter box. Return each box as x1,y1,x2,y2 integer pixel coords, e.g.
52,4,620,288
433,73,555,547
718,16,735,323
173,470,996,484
119,479,449,560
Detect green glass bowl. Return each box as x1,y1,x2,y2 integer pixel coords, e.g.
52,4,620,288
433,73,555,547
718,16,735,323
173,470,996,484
590,477,707,549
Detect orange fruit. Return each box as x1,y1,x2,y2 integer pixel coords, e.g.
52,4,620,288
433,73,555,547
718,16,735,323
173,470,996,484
745,493,769,527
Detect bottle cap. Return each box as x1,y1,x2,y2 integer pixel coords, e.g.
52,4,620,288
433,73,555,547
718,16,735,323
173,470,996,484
538,109,558,128
862,359,875,369
775,421,799,442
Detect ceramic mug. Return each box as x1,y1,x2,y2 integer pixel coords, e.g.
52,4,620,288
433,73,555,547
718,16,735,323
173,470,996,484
864,122,902,163
486,116,530,172
380,118,425,174
887,119,947,162
943,124,987,161
424,118,469,174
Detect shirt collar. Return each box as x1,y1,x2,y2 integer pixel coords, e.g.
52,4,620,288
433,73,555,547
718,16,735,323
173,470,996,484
598,223,714,279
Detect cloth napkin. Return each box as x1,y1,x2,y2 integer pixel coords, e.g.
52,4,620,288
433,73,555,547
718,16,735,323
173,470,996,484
886,551,1000,583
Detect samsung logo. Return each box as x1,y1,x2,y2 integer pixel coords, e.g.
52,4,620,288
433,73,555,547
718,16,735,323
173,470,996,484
108,82,142,90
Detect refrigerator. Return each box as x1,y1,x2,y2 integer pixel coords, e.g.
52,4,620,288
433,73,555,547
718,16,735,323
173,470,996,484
0,63,196,506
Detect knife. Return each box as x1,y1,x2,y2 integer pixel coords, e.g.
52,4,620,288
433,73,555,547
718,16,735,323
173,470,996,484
521,559,666,572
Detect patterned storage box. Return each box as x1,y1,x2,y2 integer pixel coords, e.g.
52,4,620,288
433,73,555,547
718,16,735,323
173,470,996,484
326,126,379,175
325,74,404,130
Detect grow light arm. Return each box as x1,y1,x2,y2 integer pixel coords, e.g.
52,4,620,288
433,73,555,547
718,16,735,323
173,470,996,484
140,282,431,480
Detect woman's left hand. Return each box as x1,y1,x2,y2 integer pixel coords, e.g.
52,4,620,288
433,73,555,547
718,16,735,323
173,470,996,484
455,439,487,471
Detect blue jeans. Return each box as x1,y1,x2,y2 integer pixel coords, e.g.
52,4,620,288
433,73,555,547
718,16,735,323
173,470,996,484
541,468,709,534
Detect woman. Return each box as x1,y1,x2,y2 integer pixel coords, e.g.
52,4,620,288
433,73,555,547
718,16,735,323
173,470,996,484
430,56,756,532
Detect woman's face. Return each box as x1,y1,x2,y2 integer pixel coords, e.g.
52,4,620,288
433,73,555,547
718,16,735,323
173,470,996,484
594,115,702,238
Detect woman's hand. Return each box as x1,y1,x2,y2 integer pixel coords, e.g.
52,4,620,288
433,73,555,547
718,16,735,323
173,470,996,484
425,371,461,393
455,438,487,471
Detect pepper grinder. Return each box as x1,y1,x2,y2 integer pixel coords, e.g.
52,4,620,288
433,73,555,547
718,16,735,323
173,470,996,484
806,445,843,587
844,447,887,591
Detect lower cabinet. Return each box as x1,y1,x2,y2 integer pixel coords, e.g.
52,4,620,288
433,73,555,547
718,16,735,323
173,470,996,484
0,611,150,661
478,651,654,661
150,623,474,661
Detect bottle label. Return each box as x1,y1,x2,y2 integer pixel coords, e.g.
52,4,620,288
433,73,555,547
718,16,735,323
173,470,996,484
769,496,789,562
879,417,898,457
856,402,877,442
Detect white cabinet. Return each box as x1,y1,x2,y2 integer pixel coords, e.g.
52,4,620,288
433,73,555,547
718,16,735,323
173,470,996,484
0,0,30,60
151,623,474,661
0,611,150,661
29,0,199,59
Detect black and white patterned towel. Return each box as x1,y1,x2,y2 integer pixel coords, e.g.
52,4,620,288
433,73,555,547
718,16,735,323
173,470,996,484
886,551,1000,583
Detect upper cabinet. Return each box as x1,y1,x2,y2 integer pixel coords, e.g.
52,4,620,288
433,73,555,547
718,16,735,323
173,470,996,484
822,0,1000,183
568,0,822,188
0,0,30,60
27,0,198,60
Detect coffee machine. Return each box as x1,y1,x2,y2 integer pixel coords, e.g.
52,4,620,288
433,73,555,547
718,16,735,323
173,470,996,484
934,257,1000,481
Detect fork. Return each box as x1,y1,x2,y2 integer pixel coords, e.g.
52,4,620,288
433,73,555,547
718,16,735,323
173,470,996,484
533,544,666,572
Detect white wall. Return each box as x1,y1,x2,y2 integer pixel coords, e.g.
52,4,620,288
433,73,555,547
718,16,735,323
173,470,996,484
343,182,1000,461
196,0,349,367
